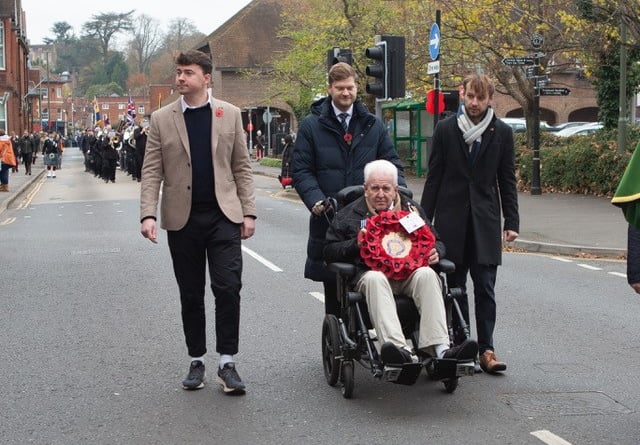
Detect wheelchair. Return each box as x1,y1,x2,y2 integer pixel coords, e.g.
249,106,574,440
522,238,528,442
321,185,474,399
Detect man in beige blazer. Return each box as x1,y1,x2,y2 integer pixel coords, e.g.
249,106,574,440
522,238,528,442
140,50,256,395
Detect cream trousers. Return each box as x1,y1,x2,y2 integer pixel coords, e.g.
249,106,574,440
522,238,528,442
355,267,449,353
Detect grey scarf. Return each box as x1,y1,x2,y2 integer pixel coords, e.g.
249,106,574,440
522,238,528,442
457,106,494,147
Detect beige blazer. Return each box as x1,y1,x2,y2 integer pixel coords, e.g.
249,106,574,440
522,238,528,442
140,97,256,230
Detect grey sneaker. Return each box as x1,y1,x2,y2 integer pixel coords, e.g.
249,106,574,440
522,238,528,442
182,360,205,390
216,363,246,395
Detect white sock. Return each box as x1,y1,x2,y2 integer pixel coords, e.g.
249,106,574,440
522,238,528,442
435,344,448,359
219,354,234,369
191,356,204,365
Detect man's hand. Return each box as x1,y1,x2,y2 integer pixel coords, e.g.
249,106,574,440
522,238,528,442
311,200,325,216
141,218,158,244
427,247,439,265
504,230,519,242
631,282,640,294
241,216,256,240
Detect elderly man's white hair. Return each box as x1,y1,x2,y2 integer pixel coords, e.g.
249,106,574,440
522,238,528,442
364,159,398,185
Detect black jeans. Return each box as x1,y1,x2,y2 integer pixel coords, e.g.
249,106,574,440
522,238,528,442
167,206,242,358
447,263,498,354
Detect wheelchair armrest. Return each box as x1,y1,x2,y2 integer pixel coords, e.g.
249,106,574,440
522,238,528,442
432,258,455,274
327,262,357,278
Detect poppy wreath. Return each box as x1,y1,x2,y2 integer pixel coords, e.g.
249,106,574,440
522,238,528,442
357,210,435,281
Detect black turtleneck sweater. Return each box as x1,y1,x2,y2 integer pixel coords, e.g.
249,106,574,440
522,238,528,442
183,105,217,210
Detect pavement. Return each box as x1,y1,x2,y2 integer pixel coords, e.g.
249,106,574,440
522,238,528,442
0,160,628,259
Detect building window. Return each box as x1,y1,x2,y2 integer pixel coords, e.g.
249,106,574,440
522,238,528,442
138,106,144,115
40,88,48,99
56,87,62,98
0,103,6,131
0,22,4,70
118,103,125,110
103,103,109,110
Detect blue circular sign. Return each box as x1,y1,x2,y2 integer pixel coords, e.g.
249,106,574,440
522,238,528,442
429,23,440,61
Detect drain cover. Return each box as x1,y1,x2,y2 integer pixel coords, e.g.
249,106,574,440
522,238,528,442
500,391,632,417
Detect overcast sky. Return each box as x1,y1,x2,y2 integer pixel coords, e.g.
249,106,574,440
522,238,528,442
21,0,253,45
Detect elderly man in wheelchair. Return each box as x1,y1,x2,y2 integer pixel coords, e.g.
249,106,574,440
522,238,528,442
322,159,477,397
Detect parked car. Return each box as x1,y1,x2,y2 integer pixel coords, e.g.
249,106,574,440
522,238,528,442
553,122,603,137
499,117,554,133
550,121,590,132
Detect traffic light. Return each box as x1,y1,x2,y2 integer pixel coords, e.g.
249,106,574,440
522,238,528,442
365,40,387,98
327,47,353,72
384,35,405,99
365,35,406,99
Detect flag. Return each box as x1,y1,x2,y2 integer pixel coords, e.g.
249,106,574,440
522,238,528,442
127,94,136,125
612,140,640,229
93,97,102,127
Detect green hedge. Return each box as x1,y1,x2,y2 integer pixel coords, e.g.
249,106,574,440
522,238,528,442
516,127,640,196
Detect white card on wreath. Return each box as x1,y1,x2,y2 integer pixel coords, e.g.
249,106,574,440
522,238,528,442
399,212,426,233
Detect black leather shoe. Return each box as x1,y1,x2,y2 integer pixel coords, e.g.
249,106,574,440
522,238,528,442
381,342,412,364
443,339,478,361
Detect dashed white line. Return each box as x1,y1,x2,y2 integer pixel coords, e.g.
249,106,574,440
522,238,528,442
551,256,573,263
241,245,283,272
609,271,627,278
310,292,324,303
531,430,572,445
577,263,602,271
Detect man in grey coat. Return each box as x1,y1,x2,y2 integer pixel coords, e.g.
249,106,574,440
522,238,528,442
420,73,519,374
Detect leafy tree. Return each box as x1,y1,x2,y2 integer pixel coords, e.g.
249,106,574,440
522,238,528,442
273,0,407,119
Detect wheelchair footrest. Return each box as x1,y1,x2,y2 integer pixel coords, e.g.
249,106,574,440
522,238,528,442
382,363,422,386
423,358,475,380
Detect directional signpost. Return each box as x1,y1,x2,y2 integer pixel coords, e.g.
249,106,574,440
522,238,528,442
501,56,535,66
539,87,571,96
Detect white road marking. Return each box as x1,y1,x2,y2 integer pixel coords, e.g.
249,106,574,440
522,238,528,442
531,430,573,445
577,263,602,271
241,245,283,272
609,271,627,278
551,256,573,263
1,217,16,225
310,292,324,303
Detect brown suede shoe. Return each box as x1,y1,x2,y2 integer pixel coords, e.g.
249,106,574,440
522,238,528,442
479,350,506,374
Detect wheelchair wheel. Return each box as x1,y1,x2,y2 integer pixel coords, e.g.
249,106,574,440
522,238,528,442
341,360,355,399
443,377,458,394
322,314,341,386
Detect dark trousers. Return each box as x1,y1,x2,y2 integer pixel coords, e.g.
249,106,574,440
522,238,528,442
167,207,242,358
448,263,497,354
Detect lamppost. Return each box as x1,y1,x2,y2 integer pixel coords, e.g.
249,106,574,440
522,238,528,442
46,52,51,132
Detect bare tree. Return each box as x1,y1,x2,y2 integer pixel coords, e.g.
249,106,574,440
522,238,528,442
128,14,164,75
83,11,135,64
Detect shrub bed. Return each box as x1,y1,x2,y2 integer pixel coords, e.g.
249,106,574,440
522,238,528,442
515,126,640,197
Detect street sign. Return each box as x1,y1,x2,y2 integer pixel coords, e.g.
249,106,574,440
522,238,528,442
427,60,440,74
539,87,570,96
535,76,549,87
429,23,440,61
525,66,540,78
502,56,535,66
531,33,544,49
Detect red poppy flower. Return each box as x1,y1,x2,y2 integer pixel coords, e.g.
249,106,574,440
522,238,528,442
215,107,224,118
343,133,352,144
358,210,435,281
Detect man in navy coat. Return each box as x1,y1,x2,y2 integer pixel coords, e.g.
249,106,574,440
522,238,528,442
293,62,405,316
421,73,519,374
